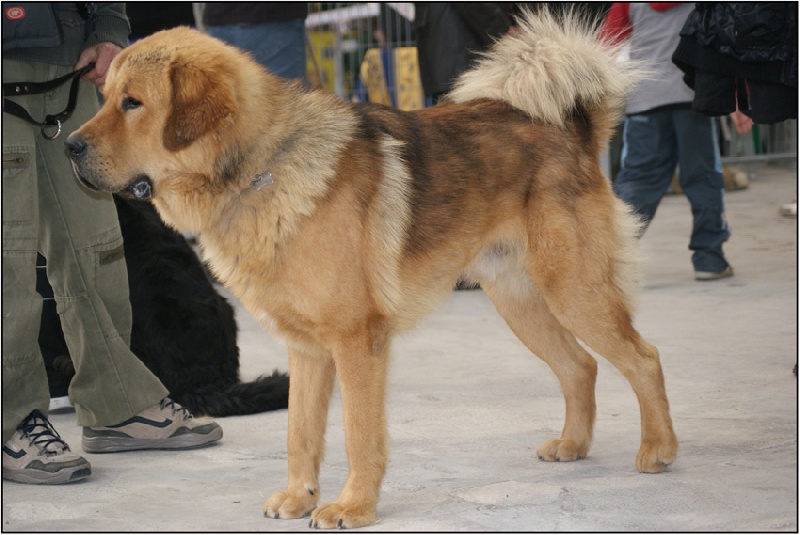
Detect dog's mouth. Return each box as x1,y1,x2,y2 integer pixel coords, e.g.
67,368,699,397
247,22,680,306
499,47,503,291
70,159,102,193
76,173,100,192
74,171,153,201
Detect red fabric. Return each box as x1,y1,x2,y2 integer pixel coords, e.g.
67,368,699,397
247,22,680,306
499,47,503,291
599,3,683,44
599,3,631,45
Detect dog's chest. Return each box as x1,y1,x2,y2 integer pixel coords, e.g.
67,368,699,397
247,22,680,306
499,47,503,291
246,298,330,357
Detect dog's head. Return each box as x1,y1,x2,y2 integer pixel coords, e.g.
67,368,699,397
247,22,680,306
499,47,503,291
67,27,251,205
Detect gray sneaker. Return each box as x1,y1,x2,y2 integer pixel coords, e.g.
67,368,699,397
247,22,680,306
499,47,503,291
2,410,91,484
695,266,734,281
82,398,222,453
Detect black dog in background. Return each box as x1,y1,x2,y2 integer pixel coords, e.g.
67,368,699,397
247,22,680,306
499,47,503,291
38,196,289,417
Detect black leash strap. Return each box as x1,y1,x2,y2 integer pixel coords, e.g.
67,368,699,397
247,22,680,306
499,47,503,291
2,62,96,140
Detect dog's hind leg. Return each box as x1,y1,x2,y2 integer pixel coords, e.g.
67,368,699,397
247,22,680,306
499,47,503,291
524,194,678,473
482,277,598,462
265,348,335,520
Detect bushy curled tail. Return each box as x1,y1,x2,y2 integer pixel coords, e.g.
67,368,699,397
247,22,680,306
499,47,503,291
447,8,643,144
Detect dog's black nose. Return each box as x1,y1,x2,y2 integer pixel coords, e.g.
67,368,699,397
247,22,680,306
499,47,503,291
64,135,87,158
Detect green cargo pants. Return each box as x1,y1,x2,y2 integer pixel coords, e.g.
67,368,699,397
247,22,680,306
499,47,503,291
2,59,168,443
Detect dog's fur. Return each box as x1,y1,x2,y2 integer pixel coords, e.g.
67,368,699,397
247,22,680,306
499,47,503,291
39,196,289,417
68,11,678,529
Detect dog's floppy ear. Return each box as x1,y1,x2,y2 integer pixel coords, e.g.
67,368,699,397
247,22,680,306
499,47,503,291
164,59,237,151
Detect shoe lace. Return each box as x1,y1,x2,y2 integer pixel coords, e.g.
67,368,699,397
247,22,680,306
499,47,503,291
18,410,69,456
159,398,193,420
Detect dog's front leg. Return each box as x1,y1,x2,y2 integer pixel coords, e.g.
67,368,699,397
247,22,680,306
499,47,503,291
309,328,389,529
265,348,335,520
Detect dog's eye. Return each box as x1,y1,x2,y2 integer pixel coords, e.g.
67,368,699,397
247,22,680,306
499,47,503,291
122,96,142,111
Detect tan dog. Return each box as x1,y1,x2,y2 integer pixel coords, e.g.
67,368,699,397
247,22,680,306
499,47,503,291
68,11,678,529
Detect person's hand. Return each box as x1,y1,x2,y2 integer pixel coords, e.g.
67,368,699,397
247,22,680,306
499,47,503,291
729,109,753,135
74,42,123,88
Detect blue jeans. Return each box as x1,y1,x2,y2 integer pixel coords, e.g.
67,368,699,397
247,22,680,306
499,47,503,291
613,107,730,272
209,19,306,82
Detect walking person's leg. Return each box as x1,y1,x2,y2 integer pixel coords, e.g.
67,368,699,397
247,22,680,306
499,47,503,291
32,63,170,425
35,65,222,453
673,110,732,279
3,62,221,485
613,109,679,232
2,71,51,443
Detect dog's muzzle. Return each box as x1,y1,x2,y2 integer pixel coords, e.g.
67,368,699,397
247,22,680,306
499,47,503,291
64,133,153,200
65,133,87,161
75,172,100,191
65,134,99,191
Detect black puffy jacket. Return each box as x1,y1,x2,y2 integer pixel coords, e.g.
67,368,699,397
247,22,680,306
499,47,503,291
671,2,797,123
673,2,797,87
414,3,516,98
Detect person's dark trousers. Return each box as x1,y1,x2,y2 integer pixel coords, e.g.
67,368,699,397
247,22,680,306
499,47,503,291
613,106,731,273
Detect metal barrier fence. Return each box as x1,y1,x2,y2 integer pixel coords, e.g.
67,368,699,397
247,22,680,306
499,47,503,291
720,118,797,166
305,2,424,108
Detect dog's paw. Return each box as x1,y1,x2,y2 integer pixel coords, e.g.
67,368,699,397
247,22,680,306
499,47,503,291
536,438,588,462
264,489,318,520
308,501,377,529
635,438,677,473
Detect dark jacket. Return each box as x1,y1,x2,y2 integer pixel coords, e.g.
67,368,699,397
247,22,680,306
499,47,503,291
127,3,195,41
414,3,517,98
3,2,129,65
672,2,797,123
204,3,308,26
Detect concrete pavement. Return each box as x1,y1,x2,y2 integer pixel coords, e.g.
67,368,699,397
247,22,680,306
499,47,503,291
3,163,797,532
